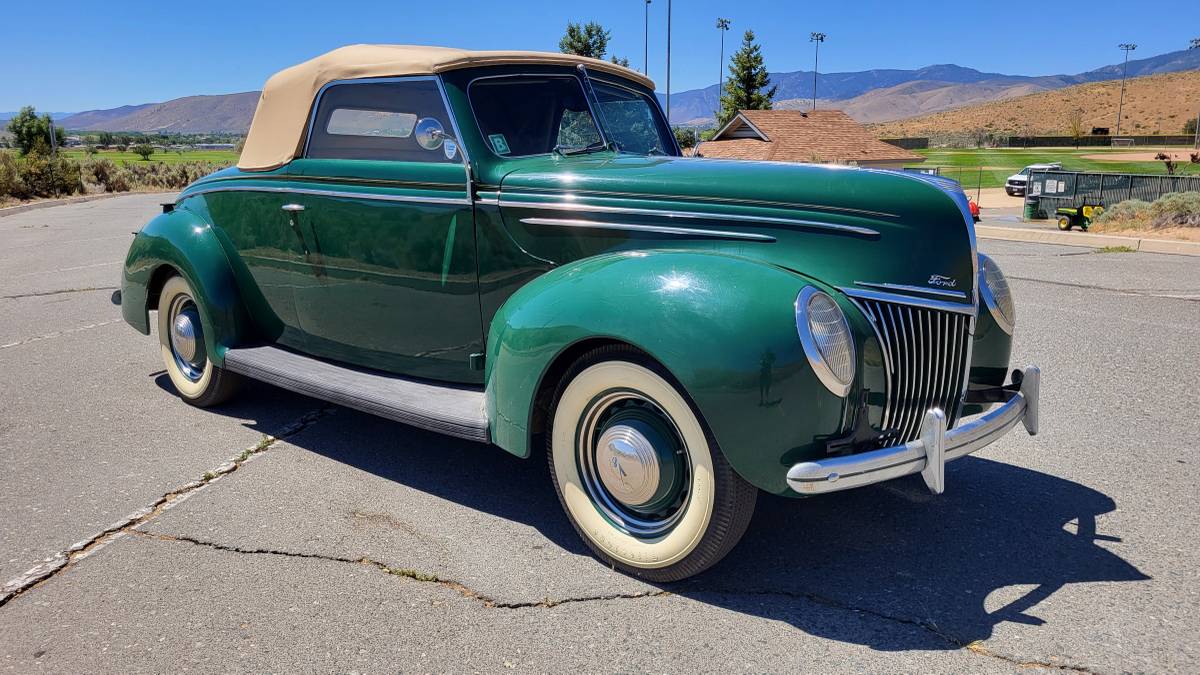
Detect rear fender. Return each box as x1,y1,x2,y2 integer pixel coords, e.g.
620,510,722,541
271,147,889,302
121,206,246,366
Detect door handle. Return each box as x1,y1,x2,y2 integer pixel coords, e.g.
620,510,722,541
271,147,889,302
281,204,309,254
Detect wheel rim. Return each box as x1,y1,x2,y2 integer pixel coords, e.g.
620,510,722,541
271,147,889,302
167,294,206,382
576,390,692,539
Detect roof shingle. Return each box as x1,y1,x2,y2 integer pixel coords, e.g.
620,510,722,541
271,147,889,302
696,109,924,164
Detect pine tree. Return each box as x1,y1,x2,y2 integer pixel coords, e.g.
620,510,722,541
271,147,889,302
717,30,777,127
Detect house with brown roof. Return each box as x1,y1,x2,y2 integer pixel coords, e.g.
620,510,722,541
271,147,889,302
695,109,924,169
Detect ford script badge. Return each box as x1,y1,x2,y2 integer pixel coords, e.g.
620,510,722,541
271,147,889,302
928,274,957,288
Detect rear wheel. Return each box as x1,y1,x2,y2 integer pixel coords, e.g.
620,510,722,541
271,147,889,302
157,275,240,407
547,346,756,582
1057,216,1072,231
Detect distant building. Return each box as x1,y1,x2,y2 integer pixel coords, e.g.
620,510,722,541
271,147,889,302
695,109,925,169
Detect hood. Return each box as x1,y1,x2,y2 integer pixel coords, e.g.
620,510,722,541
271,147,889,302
494,155,977,303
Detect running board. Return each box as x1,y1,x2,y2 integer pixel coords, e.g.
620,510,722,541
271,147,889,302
223,346,489,443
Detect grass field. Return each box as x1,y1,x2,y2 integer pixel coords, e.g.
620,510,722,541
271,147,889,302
915,147,1200,190
59,148,239,164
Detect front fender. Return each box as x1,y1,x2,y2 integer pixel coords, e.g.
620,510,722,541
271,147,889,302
485,250,857,495
121,207,246,366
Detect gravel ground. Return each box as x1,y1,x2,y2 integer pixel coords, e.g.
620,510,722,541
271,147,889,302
1,194,1197,672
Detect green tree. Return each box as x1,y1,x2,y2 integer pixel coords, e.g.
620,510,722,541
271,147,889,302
132,143,155,161
673,126,698,150
717,30,777,127
1185,117,1197,135
98,131,114,147
610,55,631,68
559,21,611,59
6,106,66,155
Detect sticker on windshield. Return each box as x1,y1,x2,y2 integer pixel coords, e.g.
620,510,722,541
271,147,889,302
489,134,511,155
444,139,458,160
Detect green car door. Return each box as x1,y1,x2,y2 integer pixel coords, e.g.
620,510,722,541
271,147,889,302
285,77,483,384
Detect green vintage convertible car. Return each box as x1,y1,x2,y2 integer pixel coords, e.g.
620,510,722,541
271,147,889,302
119,45,1040,581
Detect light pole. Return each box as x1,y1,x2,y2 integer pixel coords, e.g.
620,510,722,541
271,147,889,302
810,32,826,111
716,18,731,120
665,0,672,124
644,0,652,74
1115,43,1136,136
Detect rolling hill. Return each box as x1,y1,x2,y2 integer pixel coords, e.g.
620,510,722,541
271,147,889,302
668,47,1200,125
60,92,260,134
869,71,1200,137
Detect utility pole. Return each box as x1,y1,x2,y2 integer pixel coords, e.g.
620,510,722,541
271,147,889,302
644,0,651,74
665,0,672,124
1194,110,1199,149
716,18,731,120
1115,43,1136,136
810,32,826,111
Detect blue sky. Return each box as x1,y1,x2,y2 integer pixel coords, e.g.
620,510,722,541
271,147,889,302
3,0,1197,111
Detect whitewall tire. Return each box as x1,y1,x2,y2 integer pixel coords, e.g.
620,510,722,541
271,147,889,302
548,346,756,582
157,275,240,407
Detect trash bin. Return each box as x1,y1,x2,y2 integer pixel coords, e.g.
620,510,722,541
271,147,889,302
1023,197,1041,221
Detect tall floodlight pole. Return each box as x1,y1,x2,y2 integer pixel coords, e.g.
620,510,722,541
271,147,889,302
810,32,826,111
665,0,672,124
1115,43,1136,135
644,0,652,74
716,18,731,120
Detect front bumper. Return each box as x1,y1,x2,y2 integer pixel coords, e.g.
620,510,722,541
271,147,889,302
787,366,1040,495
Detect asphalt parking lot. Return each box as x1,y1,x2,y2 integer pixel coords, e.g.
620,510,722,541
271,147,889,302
1,193,1198,672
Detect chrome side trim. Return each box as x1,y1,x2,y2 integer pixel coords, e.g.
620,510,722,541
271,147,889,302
839,287,974,315
853,281,968,300
501,198,879,237
179,184,471,206
518,217,776,242
786,366,1040,495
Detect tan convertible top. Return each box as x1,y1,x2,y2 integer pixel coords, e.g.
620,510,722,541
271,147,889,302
237,44,656,171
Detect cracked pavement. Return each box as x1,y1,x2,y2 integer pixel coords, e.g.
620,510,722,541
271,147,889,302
1,195,1198,672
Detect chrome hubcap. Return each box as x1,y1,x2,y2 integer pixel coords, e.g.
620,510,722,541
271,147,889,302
577,391,691,538
167,294,206,382
596,425,661,507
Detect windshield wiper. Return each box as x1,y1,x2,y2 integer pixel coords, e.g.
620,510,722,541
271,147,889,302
553,140,608,156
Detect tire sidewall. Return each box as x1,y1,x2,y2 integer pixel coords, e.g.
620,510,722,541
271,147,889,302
551,360,716,570
157,276,214,400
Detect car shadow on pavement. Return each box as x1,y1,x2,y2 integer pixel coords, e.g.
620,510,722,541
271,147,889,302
179,380,1149,652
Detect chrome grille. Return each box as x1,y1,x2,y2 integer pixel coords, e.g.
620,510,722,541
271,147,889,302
855,297,972,443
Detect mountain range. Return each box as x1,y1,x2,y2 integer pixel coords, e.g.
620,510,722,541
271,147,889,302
17,47,1199,134
666,47,1200,125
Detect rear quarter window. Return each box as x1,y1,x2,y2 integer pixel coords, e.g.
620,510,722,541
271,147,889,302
305,79,454,162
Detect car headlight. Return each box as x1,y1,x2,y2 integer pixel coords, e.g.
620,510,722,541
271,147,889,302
979,253,1015,334
796,287,856,397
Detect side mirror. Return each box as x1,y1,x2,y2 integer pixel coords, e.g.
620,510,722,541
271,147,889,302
415,117,446,150
414,117,461,161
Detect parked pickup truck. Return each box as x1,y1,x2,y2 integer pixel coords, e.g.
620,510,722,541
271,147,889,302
1005,163,1062,197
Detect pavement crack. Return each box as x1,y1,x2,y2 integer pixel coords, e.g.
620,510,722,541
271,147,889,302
694,586,1095,673
2,286,118,300
0,320,121,350
131,530,671,610
1008,275,1200,302
0,406,335,609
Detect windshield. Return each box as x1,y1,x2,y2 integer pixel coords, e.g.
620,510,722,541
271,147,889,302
468,74,676,158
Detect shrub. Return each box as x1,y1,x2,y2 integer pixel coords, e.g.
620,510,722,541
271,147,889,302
1096,199,1151,224
13,148,83,198
0,152,29,200
1148,191,1200,228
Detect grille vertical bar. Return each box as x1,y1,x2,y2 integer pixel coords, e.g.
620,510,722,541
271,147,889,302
856,298,972,443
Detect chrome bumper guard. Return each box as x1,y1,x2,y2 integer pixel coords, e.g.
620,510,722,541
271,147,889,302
787,366,1040,495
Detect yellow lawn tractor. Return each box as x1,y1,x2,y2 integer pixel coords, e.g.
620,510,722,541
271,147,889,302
1056,204,1104,232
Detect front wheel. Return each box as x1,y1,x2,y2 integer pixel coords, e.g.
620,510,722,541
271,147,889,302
157,275,241,407
548,346,757,582
1057,216,1072,231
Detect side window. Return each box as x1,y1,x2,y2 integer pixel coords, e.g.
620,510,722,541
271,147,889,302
305,79,457,162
